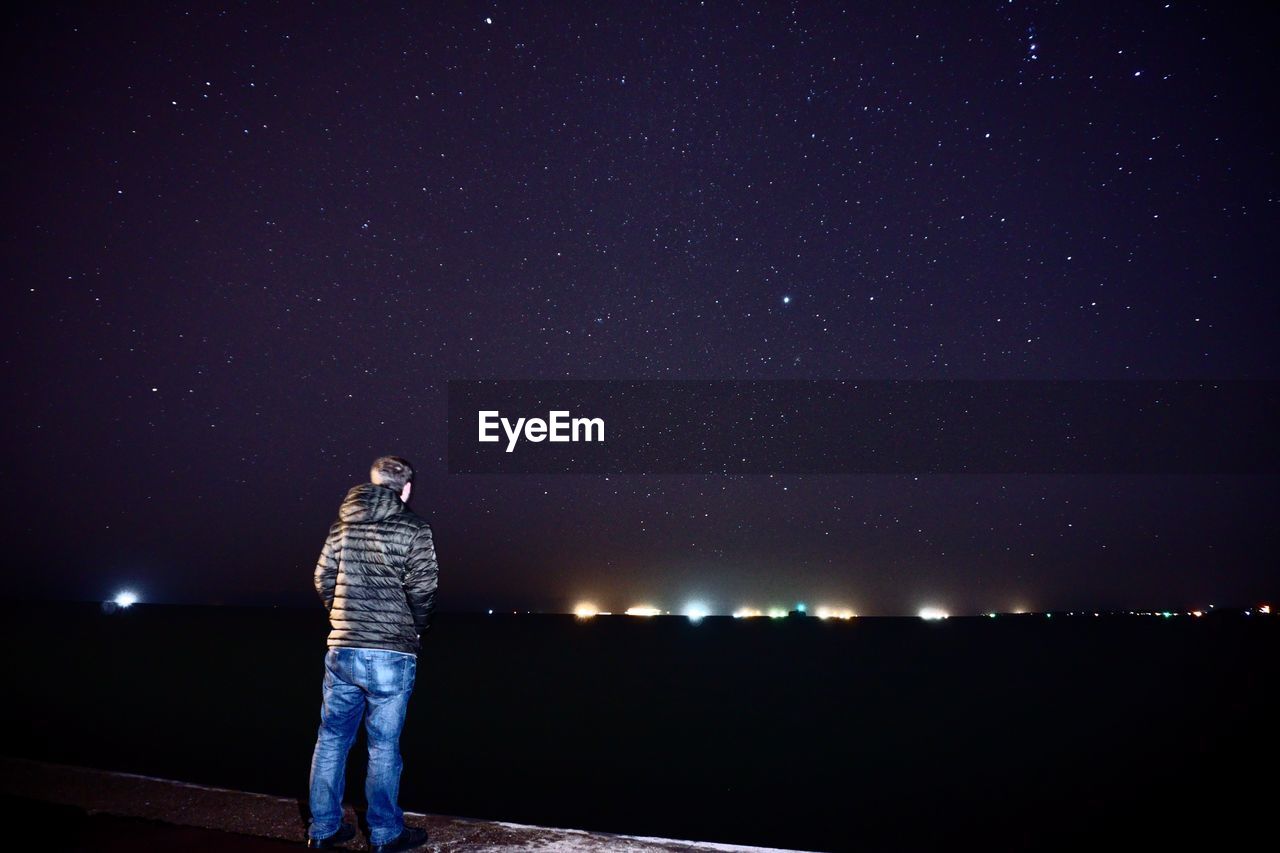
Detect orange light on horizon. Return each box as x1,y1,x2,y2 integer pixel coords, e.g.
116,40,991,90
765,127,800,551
625,606,661,617
733,607,764,619
815,607,856,620
574,603,599,619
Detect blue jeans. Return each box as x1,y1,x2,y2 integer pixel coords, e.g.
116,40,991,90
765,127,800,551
308,647,417,845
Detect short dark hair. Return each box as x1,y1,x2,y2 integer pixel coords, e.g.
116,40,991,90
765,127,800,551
370,456,414,492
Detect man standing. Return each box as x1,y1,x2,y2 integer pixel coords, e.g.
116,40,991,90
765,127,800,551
307,456,438,851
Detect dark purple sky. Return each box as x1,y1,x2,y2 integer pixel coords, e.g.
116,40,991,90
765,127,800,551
3,2,1276,614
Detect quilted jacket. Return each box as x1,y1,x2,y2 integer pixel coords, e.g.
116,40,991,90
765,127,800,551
314,483,439,654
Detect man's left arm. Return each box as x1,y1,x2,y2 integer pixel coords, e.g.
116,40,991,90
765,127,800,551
314,524,341,611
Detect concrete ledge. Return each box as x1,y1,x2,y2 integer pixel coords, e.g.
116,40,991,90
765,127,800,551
0,757,811,852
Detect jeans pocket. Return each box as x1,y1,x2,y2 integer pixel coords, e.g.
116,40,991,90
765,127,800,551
403,656,417,692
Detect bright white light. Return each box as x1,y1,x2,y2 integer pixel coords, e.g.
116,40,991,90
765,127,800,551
1261,605,1272,615
767,608,788,619
918,607,949,621
685,603,710,622
113,591,138,608
574,603,599,619
625,606,661,617
815,606,855,620
733,607,763,619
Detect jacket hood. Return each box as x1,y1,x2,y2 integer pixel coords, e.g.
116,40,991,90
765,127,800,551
339,483,406,524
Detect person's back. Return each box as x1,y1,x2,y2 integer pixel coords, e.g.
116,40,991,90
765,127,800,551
307,456,438,852
318,480,436,654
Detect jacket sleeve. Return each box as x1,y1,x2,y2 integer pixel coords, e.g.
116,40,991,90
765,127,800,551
314,524,341,611
404,524,439,633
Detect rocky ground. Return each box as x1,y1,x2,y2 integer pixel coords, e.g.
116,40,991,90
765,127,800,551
0,757,808,852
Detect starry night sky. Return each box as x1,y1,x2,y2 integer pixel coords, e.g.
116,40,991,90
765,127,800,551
3,2,1276,614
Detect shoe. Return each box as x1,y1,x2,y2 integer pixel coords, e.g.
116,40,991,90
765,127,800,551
307,822,357,848
372,825,429,852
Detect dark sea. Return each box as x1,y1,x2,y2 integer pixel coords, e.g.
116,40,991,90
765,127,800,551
3,604,1276,851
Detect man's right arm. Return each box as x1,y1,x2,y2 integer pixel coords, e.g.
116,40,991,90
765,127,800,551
404,524,439,633
314,524,341,611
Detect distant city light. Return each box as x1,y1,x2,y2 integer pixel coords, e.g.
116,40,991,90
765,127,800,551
113,591,138,609
435,601,1280,620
